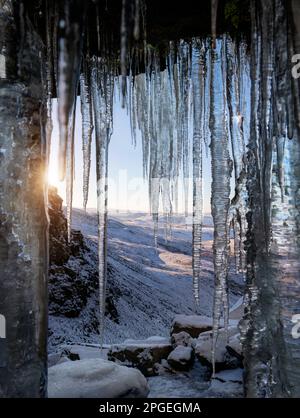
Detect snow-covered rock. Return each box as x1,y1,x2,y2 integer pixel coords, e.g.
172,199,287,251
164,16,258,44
194,327,243,372
171,315,213,338
48,359,149,398
62,344,109,361
167,346,194,371
108,336,172,376
171,331,193,348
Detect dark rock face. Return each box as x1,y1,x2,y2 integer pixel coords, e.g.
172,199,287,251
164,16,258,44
48,188,70,266
170,315,213,338
48,187,119,322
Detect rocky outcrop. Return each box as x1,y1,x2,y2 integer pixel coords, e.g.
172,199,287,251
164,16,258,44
108,337,172,377
48,187,119,326
170,315,213,338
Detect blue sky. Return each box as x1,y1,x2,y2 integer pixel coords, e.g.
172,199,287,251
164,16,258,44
49,97,212,213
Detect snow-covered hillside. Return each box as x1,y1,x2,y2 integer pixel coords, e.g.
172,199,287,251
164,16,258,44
49,209,243,351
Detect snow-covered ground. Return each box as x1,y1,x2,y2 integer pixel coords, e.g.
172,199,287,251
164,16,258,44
49,209,243,349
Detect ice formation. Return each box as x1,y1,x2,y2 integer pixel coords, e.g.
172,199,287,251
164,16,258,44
80,65,93,210
43,0,252,356
91,58,114,346
4,0,299,397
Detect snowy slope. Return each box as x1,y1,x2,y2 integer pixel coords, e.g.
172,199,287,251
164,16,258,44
49,210,243,351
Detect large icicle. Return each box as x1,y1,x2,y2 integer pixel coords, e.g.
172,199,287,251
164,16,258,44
91,59,114,346
57,2,83,181
226,37,248,274
210,38,232,376
178,41,191,219
191,39,205,308
66,102,76,242
45,0,53,167
211,0,219,48
80,62,94,210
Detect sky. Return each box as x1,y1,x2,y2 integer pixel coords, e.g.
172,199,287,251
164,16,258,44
48,97,213,214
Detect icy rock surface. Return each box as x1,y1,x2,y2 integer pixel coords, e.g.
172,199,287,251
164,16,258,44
167,346,194,371
48,359,149,398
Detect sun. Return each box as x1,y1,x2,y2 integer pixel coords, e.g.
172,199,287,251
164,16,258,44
46,154,64,190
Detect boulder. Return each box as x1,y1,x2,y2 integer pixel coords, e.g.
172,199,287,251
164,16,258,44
108,336,172,376
48,359,149,398
171,315,213,338
194,326,243,372
167,346,194,371
171,331,193,348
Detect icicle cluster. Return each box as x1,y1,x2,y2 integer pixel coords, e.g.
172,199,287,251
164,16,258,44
42,1,253,356
127,42,192,246
128,37,250,320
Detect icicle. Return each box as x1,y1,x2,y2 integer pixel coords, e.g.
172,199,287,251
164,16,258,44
57,2,83,181
204,41,211,156
80,64,94,210
133,0,140,40
211,0,219,49
91,59,114,347
226,37,249,274
178,41,191,220
191,38,205,308
120,0,145,106
66,101,76,243
210,38,232,376
45,0,53,166
226,37,245,180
